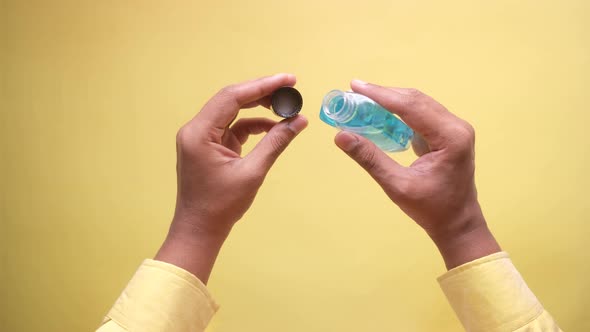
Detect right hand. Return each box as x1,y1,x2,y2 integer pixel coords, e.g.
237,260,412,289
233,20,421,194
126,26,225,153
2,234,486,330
334,80,500,269
156,74,308,283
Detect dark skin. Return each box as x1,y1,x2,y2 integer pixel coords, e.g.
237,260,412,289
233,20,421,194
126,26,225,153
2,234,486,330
335,80,500,269
155,74,500,284
156,74,308,283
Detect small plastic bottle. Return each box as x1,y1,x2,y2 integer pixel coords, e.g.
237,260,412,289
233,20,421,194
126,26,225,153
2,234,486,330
320,90,414,152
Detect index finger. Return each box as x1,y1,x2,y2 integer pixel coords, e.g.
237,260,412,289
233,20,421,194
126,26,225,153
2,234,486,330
350,80,456,150
195,74,296,130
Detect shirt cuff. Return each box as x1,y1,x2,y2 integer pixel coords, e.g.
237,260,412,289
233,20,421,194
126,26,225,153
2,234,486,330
438,252,543,332
105,259,219,332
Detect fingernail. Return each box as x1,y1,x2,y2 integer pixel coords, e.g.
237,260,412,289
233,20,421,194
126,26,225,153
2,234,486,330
286,115,308,134
335,131,359,152
351,79,367,85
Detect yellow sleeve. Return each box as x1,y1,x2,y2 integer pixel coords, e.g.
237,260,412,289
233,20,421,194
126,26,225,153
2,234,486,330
96,259,219,332
438,252,561,332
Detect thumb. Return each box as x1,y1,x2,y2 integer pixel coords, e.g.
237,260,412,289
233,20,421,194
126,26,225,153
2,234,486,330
335,131,405,187
245,115,308,171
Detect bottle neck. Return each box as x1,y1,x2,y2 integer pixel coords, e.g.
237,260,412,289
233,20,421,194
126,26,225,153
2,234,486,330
322,90,356,123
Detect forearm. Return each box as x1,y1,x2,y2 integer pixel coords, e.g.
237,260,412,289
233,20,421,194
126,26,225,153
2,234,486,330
154,215,231,284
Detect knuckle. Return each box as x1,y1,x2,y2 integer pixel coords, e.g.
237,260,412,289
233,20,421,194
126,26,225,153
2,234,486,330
390,175,419,201
269,132,291,155
356,145,379,172
176,126,189,145
176,125,200,154
379,172,402,196
456,122,475,145
244,170,265,188
403,88,425,108
219,84,237,96
395,180,414,199
464,122,476,141
446,121,476,156
402,182,432,202
453,127,470,144
254,85,265,100
406,88,423,97
217,85,240,105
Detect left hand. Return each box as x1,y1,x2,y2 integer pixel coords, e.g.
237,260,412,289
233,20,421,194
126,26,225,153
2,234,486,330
334,80,499,269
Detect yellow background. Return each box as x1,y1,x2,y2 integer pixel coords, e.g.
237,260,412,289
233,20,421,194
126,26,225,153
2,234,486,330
2,1,589,331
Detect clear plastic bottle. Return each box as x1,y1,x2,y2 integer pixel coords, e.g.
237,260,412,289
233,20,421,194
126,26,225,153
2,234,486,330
320,90,414,152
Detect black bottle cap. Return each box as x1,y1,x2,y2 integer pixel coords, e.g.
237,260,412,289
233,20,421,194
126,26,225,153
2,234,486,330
271,86,303,118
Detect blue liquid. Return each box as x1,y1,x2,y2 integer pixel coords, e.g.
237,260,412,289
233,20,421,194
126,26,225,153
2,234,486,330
320,91,414,152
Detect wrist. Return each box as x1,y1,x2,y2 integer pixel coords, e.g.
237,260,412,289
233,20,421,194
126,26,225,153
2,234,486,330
427,206,501,270
154,214,232,284
172,205,235,239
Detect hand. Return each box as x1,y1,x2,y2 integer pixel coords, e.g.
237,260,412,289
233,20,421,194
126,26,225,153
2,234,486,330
156,74,308,282
335,80,500,269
